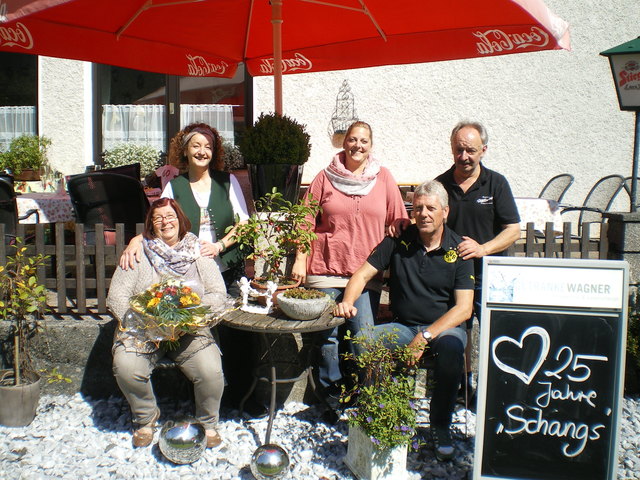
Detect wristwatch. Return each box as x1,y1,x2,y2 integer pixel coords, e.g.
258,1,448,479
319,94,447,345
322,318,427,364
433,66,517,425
421,329,433,343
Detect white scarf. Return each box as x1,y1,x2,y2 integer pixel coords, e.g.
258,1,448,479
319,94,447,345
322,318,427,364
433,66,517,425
324,151,381,196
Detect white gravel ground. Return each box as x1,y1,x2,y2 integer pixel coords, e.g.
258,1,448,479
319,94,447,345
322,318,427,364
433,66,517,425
1,394,638,480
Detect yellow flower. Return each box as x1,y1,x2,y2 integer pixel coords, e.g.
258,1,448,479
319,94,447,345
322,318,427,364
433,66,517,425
147,297,160,309
179,296,193,307
191,293,200,303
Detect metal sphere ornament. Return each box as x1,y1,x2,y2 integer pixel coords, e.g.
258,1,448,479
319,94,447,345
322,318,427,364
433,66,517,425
250,444,291,479
158,418,206,464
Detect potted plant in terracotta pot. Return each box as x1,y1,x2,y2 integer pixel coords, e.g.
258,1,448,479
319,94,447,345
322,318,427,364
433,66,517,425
341,329,420,480
0,238,49,426
230,189,320,303
239,113,311,206
0,134,52,181
276,287,332,320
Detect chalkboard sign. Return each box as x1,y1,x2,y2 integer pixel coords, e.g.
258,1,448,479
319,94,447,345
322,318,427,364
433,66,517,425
474,258,628,480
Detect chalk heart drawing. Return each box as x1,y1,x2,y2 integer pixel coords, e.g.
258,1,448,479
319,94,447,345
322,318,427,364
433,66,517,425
492,326,550,385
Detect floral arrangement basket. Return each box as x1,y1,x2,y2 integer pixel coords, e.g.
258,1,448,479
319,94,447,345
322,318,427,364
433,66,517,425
121,277,229,348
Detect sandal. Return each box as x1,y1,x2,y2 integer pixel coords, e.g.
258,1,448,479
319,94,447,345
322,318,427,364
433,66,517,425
206,429,222,448
132,408,160,448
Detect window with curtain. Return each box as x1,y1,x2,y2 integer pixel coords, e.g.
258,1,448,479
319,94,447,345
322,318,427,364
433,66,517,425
102,104,235,152
99,66,166,156
0,52,37,150
178,71,247,146
99,65,247,158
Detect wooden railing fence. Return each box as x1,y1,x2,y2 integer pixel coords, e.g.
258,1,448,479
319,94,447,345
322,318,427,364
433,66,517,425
0,222,143,316
1,221,609,316
506,222,609,259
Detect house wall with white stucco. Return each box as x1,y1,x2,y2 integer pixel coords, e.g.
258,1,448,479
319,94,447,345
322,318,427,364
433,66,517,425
254,0,638,213
39,57,92,175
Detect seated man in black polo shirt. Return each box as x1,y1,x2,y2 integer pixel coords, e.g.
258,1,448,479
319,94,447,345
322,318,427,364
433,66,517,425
333,179,474,461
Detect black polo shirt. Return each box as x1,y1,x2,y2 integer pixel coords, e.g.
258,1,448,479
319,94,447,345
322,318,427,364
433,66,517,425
367,225,474,327
436,164,520,280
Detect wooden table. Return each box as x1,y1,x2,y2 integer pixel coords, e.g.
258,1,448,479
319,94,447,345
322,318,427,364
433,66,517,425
16,192,74,224
222,305,343,444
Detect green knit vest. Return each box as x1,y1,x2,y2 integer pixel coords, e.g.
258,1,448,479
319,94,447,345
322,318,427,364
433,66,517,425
170,172,243,268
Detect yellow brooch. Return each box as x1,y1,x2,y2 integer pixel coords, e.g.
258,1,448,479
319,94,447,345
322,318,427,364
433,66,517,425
444,249,458,263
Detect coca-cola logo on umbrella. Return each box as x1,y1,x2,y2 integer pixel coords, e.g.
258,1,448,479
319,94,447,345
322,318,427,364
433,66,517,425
259,53,313,75
185,55,229,77
474,27,549,55
0,21,33,49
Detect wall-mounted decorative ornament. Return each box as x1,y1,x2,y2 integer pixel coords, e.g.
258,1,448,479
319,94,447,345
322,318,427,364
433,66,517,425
328,80,358,148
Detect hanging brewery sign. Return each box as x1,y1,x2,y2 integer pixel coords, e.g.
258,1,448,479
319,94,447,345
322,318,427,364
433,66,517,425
601,38,640,111
610,54,640,109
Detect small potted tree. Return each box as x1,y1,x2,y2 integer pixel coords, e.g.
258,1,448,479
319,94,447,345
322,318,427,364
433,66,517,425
231,189,320,303
0,134,52,181
240,113,311,206
0,239,49,426
341,330,420,480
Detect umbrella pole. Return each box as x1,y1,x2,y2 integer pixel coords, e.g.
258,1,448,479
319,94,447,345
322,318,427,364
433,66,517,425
272,0,284,115
632,111,640,213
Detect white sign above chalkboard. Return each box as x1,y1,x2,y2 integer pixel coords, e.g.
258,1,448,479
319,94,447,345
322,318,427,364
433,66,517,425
486,264,624,309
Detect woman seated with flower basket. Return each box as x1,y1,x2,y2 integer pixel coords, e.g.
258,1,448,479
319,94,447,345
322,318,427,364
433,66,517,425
107,198,231,449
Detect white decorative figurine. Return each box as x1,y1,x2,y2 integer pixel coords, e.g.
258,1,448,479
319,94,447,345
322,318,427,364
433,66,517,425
238,277,277,314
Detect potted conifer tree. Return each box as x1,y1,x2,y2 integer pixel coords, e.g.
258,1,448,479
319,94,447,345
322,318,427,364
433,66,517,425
240,113,311,206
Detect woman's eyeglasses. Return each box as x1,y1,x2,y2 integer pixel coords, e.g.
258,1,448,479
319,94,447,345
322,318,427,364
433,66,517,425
151,214,177,224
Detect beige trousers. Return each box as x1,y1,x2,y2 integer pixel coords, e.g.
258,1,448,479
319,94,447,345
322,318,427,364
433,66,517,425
112,334,224,429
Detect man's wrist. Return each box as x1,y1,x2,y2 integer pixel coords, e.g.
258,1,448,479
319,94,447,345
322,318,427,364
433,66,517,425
218,241,226,252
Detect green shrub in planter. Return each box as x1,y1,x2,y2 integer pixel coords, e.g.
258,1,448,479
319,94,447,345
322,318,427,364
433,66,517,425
341,329,420,451
240,113,311,165
0,134,51,175
103,143,161,178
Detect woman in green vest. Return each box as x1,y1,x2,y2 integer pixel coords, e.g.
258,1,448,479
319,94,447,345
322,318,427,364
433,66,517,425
119,123,249,295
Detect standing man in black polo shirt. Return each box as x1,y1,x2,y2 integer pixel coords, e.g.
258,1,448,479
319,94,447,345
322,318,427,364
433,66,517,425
435,121,520,400
334,180,474,461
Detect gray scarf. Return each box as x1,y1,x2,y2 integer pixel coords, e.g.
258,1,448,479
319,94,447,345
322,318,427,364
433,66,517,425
143,232,200,277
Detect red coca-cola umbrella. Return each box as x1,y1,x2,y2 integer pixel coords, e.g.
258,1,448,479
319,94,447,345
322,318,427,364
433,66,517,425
0,0,570,114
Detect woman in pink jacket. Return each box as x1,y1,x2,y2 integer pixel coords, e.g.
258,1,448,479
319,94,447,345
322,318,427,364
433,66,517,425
291,121,408,393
